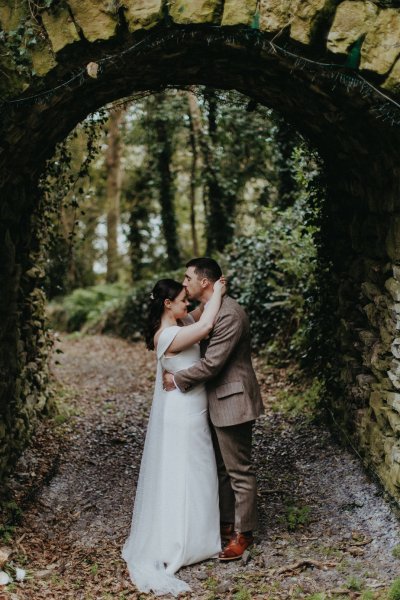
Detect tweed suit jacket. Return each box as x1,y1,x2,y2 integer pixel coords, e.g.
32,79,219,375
174,296,264,427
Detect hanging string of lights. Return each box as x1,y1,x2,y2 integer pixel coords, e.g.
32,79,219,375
1,27,400,126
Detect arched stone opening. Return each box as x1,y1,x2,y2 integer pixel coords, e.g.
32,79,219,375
1,21,400,500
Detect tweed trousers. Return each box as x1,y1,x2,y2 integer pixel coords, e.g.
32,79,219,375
210,419,258,532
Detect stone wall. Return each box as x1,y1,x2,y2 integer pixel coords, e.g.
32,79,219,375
1,0,400,503
2,1,400,97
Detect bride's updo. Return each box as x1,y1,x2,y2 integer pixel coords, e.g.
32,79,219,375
145,279,184,350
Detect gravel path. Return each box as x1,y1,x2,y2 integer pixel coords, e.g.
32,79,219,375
2,334,400,599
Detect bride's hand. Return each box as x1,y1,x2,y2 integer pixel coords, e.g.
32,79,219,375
213,276,227,296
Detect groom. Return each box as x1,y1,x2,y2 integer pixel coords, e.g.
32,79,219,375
163,257,264,560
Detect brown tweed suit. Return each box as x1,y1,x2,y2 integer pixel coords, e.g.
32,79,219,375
175,296,264,531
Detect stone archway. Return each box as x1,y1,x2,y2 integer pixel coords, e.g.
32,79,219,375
1,0,400,501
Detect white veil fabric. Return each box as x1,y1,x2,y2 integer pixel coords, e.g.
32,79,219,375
122,326,191,596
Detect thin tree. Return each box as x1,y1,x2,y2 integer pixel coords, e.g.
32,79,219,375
186,91,201,256
153,93,181,269
105,107,125,283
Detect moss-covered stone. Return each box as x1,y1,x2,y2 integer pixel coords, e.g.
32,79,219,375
169,0,222,24
370,390,389,427
386,407,400,433
290,0,337,46
386,391,400,414
327,0,378,55
385,277,400,302
361,8,400,75
0,0,27,32
369,422,386,462
120,0,163,32
259,0,293,32
42,6,80,54
67,0,119,42
30,43,57,77
222,0,258,26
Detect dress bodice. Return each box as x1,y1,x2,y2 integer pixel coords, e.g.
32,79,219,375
159,332,200,374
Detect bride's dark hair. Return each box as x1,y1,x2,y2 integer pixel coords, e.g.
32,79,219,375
145,279,184,350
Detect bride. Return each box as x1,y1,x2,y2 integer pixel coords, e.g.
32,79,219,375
122,276,226,596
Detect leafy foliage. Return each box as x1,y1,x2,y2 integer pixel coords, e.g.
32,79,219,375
47,283,129,332
221,143,322,364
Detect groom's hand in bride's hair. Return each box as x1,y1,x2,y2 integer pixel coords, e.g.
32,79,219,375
163,371,176,392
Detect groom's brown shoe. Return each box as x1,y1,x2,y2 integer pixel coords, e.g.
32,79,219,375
220,522,234,542
219,531,254,561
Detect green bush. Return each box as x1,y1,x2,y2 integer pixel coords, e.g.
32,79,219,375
221,202,319,361
47,283,129,332
96,269,183,340
48,270,184,340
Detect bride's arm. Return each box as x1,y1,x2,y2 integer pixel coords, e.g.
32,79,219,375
166,280,225,353
188,303,204,322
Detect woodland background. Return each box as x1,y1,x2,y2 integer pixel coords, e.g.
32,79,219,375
43,87,324,369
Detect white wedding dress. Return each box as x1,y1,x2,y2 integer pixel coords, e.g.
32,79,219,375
122,325,221,596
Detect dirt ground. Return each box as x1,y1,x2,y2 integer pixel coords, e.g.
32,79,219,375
1,334,399,600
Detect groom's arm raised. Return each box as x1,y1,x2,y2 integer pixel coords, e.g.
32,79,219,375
173,309,244,392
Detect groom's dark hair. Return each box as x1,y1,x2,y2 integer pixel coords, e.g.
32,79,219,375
186,257,222,282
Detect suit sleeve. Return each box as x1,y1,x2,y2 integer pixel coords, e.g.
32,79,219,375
174,309,244,392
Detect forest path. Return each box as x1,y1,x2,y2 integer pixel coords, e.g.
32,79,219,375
3,334,400,600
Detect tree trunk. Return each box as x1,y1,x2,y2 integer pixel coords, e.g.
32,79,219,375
154,99,180,270
186,91,201,256
105,108,125,283
203,90,229,254
127,173,150,283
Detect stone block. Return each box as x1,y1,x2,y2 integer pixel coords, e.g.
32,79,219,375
222,0,257,25
67,0,118,42
363,302,379,328
361,8,400,75
0,0,27,31
259,0,293,32
369,390,388,427
120,0,164,32
290,0,337,46
358,330,378,347
376,463,397,495
391,443,400,463
370,342,390,372
391,338,400,359
361,281,381,301
369,422,385,462
386,391,400,414
386,408,400,434
327,0,378,55
388,368,400,390
169,0,222,24
30,44,57,77
389,358,400,377
385,277,400,302
390,462,400,487
42,6,80,54
384,435,395,464
386,216,400,262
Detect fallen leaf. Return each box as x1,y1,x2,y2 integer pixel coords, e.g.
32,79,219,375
0,548,12,568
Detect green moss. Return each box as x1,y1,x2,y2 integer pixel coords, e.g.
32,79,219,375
389,579,400,600
392,544,400,559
